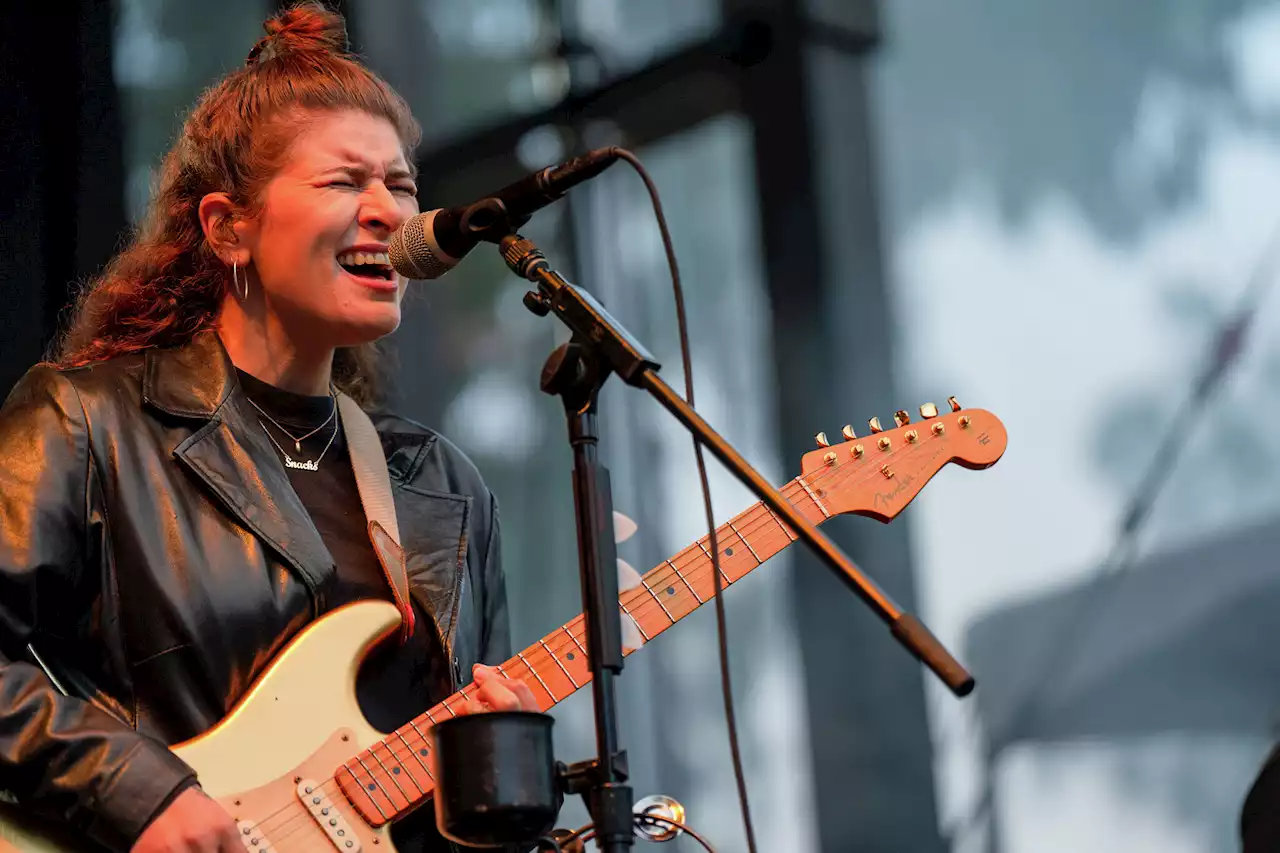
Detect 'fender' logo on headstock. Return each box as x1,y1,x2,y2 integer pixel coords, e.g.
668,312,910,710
873,472,918,509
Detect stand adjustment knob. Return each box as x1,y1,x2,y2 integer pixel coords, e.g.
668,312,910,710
524,291,552,316
633,794,686,842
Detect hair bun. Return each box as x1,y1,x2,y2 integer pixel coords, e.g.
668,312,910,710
247,2,349,66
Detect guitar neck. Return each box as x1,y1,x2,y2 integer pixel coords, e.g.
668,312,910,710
340,478,826,823
488,475,822,709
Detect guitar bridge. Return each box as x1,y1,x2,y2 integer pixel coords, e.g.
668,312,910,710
297,778,363,852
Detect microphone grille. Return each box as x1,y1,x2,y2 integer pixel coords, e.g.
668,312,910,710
389,210,456,280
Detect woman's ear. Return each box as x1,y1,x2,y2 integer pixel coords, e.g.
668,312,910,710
198,192,251,265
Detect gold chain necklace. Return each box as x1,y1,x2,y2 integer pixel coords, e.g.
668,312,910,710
245,393,336,453
258,417,339,472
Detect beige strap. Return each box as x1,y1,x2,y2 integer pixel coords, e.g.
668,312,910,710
337,393,415,644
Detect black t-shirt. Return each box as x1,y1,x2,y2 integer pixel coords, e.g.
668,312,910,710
236,370,448,852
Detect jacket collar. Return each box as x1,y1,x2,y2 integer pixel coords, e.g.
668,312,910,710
142,331,237,419
141,331,435,478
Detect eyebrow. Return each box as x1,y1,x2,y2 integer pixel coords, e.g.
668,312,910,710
328,159,419,181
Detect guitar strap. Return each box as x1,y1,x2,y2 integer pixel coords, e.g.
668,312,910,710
337,393,416,645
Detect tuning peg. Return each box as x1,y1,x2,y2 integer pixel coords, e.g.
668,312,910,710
919,402,939,419
841,424,858,441
894,410,911,427
815,432,830,448
948,396,961,413
868,417,883,433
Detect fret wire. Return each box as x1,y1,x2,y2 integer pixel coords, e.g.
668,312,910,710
500,476,851,695
369,744,410,803
619,601,650,641
765,505,798,541
347,464,887,810
423,475,857,729
667,559,703,603
642,503,793,612
517,651,558,702
726,519,763,563
352,755,391,819
406,721,436,779
797,477,831,518
391,731,428,793
562,626,588,659
695,540,732,585
540,639,580,687
639,577,676,623
404,508,806,751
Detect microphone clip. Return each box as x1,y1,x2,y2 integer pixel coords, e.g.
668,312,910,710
458,196,530,243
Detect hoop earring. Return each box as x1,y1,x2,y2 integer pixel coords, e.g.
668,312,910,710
232,260,249,301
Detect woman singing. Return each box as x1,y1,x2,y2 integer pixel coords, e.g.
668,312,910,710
0,4,535,852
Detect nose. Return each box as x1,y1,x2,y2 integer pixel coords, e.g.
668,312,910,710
359,181,408,236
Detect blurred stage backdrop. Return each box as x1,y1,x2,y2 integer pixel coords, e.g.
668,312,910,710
5,2,1280,851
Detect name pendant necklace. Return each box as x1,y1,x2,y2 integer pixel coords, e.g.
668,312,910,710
248,394,338,472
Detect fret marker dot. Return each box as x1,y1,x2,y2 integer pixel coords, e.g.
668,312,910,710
368,783,377,791
725,547,734,556
420,748,429,756
666,586,675,595
567,652,575,661
392,767,401,775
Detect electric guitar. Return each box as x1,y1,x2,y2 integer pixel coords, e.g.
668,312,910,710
0,403,1006,852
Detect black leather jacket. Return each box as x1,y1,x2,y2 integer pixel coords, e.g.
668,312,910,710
0,332,509,851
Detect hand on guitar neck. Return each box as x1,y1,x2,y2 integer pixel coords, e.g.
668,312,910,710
465,664,539,715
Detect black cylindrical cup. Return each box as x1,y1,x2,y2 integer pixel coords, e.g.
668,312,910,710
431,711,560,848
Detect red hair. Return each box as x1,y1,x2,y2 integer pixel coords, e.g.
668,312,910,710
53,2,421,405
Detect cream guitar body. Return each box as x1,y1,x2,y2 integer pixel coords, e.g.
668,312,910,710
0,601,409,853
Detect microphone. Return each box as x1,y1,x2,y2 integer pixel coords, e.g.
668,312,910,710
389,147,621,280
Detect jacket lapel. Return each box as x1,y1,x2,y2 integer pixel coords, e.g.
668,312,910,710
384,433,470,663
144,334,336,601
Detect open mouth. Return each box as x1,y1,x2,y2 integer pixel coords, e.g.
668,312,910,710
336,250,395,282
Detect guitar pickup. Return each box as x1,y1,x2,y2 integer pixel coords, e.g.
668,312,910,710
236,819,275,853
297,778,363,852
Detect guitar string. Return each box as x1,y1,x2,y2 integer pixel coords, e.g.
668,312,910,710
243,431,963,843
251,484,928,847
239,430,967,842
243,453,880,844
247,430,964,845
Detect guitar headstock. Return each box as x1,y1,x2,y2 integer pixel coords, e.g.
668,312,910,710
799,399,1006,523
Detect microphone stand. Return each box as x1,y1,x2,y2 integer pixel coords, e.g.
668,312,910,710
493,230,973,851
